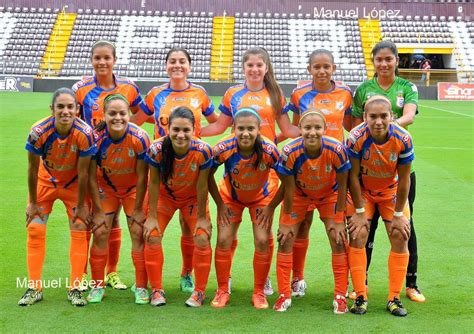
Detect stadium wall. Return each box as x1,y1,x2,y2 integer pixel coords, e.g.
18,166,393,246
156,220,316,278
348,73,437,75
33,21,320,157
32,78,439,100
2,0,472,18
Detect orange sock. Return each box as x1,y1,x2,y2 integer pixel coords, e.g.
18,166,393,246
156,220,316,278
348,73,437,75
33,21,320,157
131,250,147,288
193,245,212,293
89,246,108,288
26,223,46,289
253,251,271,294
388,251,409,300
83,230,91,274
70,230,88,289
269,236,274,258
276,252,293,298
107,227,121,274
180,235,194,276
348,246,367,299
144,243,163,290
332,252,349,296
292,238,309,280
215,247,232,292
230,239,238,260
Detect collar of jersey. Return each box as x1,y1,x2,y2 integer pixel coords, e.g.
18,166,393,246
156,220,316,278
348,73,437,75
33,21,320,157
312,80,336,94
166,81,191,92
93,74,118,92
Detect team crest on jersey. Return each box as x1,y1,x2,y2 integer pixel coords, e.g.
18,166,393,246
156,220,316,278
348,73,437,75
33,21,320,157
325,164,332,173
190,98,199,108
336,102,344,110
101,151,107,160
128,149,135,157
70,145,78,152
389,152,398,162
232,168,239,175
363,150,370,160
258,163,267,171
190,163,197,171
396,95,404,108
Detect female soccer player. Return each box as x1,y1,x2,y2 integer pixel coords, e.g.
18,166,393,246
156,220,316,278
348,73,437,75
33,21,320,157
200,47,300,295
346,95,413,317
273,111,351,313
143,107,213,307
73,40,150,290
19,88,96,306
132,47,218,293
86,94,150,304
208,108,280,309
283,49,352,297
351,40,424,303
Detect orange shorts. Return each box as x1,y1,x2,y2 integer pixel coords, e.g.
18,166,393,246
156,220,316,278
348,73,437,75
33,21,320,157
279,192,344,225
363,189,410,221
155,196,210,235
99,188,136,217
221,190,274,225
30,183,79,221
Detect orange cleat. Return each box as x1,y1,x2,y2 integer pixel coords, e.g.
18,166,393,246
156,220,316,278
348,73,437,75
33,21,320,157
211,289,230,308
406,287,426,303
251,292,269,310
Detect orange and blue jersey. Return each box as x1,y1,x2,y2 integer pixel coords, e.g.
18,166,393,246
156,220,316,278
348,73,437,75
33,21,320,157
345,123,414,193
220,84,286,143
276,136,351,199
284,81,352,142
72,75,150,128
93,123,150,193
145,138,213,201
145,82,215,139
25,116,97,188
212,134,280,204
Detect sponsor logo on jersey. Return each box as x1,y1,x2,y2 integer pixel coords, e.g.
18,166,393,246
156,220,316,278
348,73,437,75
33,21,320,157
173,97,185,102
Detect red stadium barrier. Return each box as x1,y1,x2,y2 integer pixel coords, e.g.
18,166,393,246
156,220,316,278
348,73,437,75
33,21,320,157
437,82,474,101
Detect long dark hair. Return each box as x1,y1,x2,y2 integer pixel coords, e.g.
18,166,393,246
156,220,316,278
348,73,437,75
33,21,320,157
242,47,283,117
160,107,195,183
371,40,399,77
234,108,263,170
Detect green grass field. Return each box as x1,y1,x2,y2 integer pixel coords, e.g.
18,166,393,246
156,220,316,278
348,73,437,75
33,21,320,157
0,93,473,333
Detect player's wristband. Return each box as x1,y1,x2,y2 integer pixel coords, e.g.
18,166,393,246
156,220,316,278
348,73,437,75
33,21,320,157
393,211,404,217
355,207,365,214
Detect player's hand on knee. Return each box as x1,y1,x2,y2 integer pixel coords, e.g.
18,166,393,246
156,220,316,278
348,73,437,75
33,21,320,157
130,209,146,227
90,210,106,233
195,217,212,238
143,217,160,242
277,228,294,246
25,203,44,226
328,222,347,245
390,215,410,240
217,204,232,227
256,206,274,230
348,213,369,240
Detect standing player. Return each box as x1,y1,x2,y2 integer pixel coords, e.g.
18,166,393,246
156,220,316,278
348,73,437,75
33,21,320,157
143,107,213,307
351,40,425,303
273,111,351,313
346,95,413,317
283,49,352,297
87,94,150,304
73,40,150,290
19,88,96,306
200,47,300,295
132,47,218,293
208,108,280,309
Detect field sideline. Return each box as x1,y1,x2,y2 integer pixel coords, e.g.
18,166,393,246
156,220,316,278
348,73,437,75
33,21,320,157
0,93,473,332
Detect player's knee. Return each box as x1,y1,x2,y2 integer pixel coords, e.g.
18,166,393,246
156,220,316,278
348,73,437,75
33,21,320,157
71,220,87,231
216,236,232,249
93,226,110,244
254,235,269,252
194,233,209,248
27,223,46,240
146,235,162,245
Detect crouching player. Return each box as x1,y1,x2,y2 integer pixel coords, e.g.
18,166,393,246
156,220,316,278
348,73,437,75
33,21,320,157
19,88,97,306
87,94,150,304
143,107,213,307
346,95,413,317
208,108,280,309
273,110,351,313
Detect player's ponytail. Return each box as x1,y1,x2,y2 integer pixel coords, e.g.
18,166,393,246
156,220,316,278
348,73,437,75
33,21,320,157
160,107,195,184
242,47,283,117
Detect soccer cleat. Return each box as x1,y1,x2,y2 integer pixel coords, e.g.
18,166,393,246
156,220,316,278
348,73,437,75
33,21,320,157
228,277,232,295
150,289,166,307
180,273,195,293
387,298,408,317
349,285,369,301
333,294,348,314
211,289,230,308
185,290,205,307
273,294,292,312
264,277,274,296
105,272,127,290
68,289,88,306
252,292,269,310
134,287,150,305
350,295,368,315
18,288,43,306
291,278,307,297
78,273,89,292
87,287,105,303
406,287,426,303
130,283,136,293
